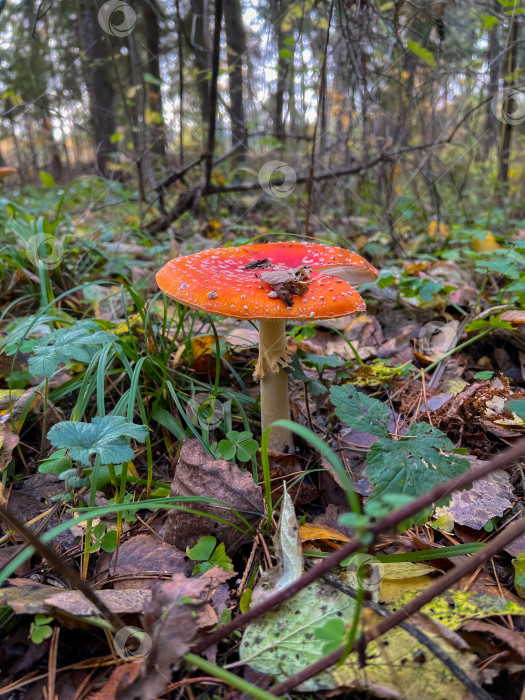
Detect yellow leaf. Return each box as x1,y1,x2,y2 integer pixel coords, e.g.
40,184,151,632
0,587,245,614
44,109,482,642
428,220,449,238
472,231,501,252
299,523,349,544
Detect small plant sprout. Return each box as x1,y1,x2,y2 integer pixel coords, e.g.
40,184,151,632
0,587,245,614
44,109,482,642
157,242,378,452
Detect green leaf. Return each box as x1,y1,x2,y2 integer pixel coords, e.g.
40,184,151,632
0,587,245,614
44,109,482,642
302,353,345,372
47,415,147,466
38,449,72,475
465,315,514,332
236,439,259,462
507,400,525,418
482,14,499,29
366,422,470,502
40,170,55,188
209,541,234,571
186,535,217,562
143,72,162,85
314,618,346,654
330,384,390,438
474,371,494,380
475,259,520,279
419,280,442,302
59,468,89,488
30,620,53,644
28,323,115,379
279,48,293,60
406,40,436,68
217,440,236,460
101,529,118,553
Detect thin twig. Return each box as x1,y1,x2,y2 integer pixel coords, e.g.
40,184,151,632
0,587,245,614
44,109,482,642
0,504,126,632
302,560,493,700
272,513,525,694
193,438,525,653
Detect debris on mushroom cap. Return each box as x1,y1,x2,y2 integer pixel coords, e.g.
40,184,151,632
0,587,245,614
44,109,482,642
156,241,378,320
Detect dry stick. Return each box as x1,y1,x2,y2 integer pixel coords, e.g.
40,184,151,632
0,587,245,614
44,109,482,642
273,513,525,695
302,561,493,700
0,504,126,633
193,438,525,654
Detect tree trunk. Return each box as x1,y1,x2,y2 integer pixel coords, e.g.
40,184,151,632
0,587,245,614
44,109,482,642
141,0,167,160
77,0,116,177
224,0,247,164
188,0,211,139
273,0,293,142
487,0,501,145
499,14,519,189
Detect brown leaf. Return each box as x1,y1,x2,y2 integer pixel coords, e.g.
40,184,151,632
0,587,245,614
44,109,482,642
117,575,208,700
461,619,525,663
86,664,141,700
435,457,514,530
164,440,264,553
110,534,191,589
46,589,152,616
0,426,18,473
0,581,60,615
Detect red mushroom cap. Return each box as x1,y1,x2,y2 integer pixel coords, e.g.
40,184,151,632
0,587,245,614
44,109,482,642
0,167,16,179
156,241,378,319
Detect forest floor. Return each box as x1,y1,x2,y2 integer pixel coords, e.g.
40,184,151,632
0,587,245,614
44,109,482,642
0,178,525,700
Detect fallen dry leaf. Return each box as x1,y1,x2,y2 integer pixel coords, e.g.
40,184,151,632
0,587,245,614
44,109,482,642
165,439,265,553
435,456,514,530
110,534,190,588
117,575,208,700
46,589,152,616
299,522,350,544
0,426,18,472
86,663,141,700
461,619,525,663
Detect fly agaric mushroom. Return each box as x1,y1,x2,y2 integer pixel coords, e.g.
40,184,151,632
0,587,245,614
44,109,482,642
156,242,378,452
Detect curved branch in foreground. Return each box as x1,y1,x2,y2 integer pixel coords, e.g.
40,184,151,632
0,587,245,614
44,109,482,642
303,560,493,700
273,512,525,695
193,438,525,654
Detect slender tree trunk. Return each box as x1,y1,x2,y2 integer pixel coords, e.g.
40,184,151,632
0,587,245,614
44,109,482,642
273,0,292,142
141,0,167,160
188,0,211,139
224,0,247,164
77,0,116,177
499,14,519,188
487,0,501,145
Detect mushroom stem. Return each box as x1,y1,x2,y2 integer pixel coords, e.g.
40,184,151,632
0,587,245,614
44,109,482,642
258,318,294,452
